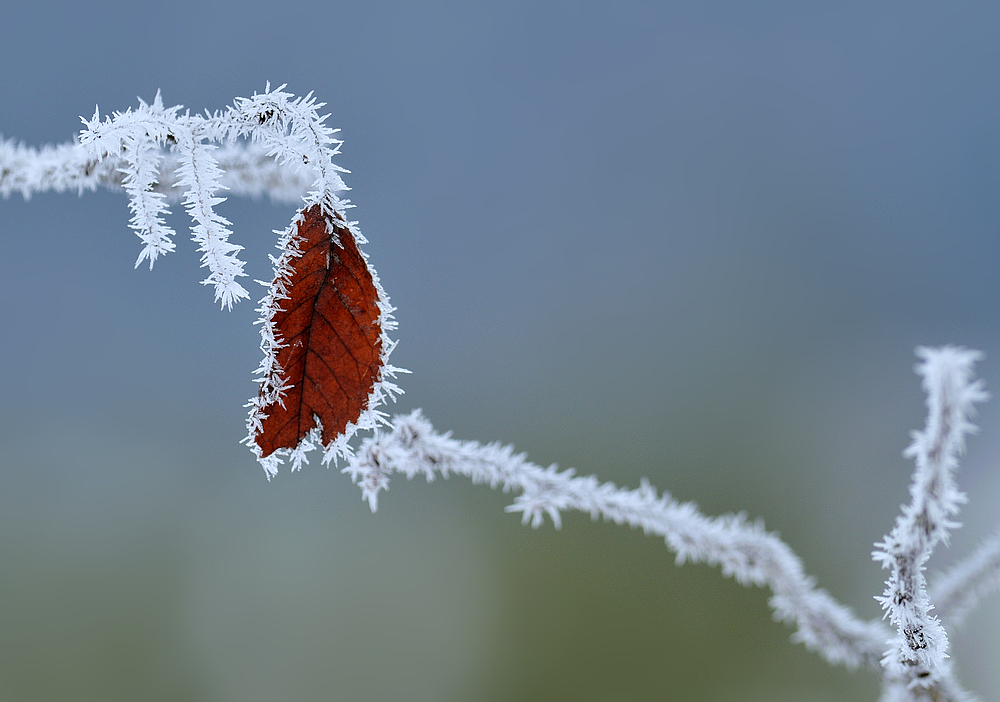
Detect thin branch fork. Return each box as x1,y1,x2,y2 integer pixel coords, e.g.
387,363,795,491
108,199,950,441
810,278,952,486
873,347,988,698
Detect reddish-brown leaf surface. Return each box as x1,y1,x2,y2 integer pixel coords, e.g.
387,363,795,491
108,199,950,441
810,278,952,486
255,204,382,457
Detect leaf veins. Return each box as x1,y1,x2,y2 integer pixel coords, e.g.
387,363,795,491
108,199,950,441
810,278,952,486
254,204,383,458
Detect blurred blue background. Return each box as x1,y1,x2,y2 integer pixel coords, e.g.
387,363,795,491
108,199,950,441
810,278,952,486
2,1,1000,699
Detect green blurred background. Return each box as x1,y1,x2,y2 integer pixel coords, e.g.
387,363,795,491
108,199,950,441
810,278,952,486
2,1,1000,700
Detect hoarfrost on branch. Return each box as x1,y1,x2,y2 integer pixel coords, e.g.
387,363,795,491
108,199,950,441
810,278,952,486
2,87,999,701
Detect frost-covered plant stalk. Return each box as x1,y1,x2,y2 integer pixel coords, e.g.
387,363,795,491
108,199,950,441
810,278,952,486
3,88,999,702
873,348,988,699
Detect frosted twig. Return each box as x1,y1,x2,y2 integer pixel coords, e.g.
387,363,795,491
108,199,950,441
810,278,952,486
872,347,988,696
1,138,119,198
223,83,349,220
80,92,180,270
173,131,247,309
5,87,345,310
930,531,1000,628
0,137,311,204
344,409,891,670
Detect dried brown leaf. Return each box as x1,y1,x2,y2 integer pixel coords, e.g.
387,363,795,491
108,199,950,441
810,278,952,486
254,204,383,457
